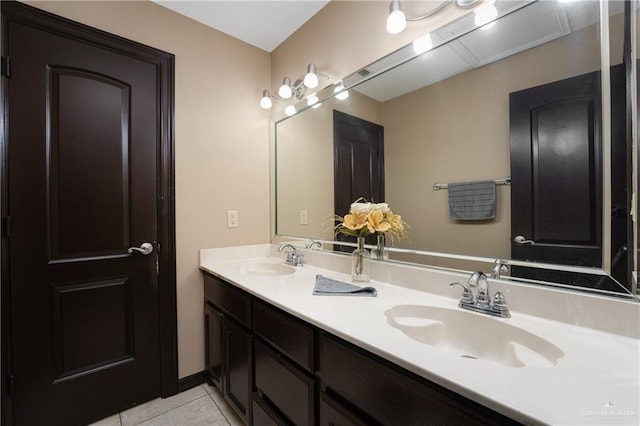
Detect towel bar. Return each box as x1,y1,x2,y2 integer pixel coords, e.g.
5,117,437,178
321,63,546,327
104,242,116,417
432,176,511,191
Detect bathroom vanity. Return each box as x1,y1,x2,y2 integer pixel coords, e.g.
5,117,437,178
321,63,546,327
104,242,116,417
200,244,640,426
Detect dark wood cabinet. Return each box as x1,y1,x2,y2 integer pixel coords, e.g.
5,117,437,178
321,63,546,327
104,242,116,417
204,274,252,424
319,391,372,426
254,339,315,425
252,394,288,426
319,333,520,426
253,300,315,372
204,303,223,387
203,272,522,426
223,318,252,422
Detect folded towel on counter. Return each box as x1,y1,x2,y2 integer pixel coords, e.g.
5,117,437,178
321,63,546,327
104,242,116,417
448,180,496,220
313,274,377,297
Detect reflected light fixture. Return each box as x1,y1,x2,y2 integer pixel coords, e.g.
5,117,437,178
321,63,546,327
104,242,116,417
260,63,326,109
284,105,297,116
386,0,482,34
474,2,498,29
413,34,433,55
307,93,319,106
334,81,349,100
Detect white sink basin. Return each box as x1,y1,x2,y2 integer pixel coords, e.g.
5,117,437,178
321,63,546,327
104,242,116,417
385,305,564,368
245,262,296,276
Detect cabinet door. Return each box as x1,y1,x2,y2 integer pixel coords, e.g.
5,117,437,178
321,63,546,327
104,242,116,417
254,339,315,425
252,394,288,426
224,317,252,423
204,302,223,387
319,392,372,426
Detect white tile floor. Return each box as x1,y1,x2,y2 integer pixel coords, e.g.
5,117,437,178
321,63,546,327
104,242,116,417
89,383,244,426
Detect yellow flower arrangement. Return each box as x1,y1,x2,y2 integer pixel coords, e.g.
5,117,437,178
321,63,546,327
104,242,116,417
335,199,408,243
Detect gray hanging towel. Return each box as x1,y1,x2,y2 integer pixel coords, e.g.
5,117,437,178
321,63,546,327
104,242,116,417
313,274,377,297
448,180,496,220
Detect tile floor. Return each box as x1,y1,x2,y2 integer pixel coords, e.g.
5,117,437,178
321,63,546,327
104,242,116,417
89,383,243,426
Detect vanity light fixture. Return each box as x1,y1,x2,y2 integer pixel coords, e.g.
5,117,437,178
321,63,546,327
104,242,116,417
260,63,326,109
278,77,293,99
334,81,349,100
307,93,319,106
259,90,273,109
284,105,297,116
386,0,482,34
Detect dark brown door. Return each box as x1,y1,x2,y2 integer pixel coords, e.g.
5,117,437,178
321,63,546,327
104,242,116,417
509,67,628,291
3,5,175,425
333,110,384,248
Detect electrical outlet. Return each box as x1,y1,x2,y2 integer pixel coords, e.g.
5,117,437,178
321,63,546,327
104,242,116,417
299,210,308,225
227,210,239,228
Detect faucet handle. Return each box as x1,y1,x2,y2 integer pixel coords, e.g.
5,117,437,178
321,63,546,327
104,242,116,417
492,292,511,317
450,282,473,303
493,291,507,308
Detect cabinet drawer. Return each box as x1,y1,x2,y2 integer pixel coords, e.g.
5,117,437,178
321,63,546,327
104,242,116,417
319,333,519,425
204,273,251,328
253,301,315,372
255,339,315,425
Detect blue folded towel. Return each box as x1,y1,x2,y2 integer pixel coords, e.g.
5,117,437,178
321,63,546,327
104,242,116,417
313,274,377,297
448,180,496,220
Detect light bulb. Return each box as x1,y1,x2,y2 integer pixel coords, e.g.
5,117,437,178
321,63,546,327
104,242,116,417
387,0,406,34
260,90,272,109
334,82,349,100
279,77,292,99
413,34,433,55
304,64,319,89
307,93,319,106
284,105,296,116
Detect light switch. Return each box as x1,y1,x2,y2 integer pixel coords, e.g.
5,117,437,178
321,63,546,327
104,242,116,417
299,210,308,225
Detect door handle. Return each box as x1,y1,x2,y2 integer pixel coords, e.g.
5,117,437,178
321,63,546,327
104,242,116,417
513,235,535,245
128,242,154,255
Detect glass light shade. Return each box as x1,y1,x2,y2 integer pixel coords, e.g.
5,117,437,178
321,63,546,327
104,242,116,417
386,0,406,34
284,105,296,116
336,90,349,100
260,90,272,109
279,77,292,99
334,83,349,100
304,64,319,88
307,93,319,106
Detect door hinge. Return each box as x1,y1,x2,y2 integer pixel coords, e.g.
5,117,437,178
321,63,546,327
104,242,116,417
7,374,15,398
2,216,11,238
1,56,10,78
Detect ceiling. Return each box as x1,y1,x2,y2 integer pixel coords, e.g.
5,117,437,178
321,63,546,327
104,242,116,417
152,0,330,52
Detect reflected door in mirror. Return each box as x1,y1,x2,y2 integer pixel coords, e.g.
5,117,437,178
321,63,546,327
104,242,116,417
510,67,628,289
333,111,384,249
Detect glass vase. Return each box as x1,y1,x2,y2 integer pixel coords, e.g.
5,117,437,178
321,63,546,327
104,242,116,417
351,236,370,282
371,233,388,260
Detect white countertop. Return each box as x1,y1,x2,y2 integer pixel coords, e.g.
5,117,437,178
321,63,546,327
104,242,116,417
200,244,640,426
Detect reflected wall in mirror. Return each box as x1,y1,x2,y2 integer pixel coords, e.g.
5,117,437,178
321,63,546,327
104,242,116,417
276,0,637,297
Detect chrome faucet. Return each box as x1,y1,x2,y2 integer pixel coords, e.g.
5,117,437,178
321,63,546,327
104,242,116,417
491,259,509,279
450,271,510,318
278,243,304,267
305,240,322,249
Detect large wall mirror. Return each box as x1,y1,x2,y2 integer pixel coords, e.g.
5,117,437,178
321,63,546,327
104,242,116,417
275,0,639,299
